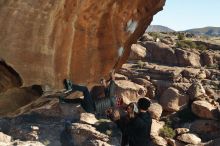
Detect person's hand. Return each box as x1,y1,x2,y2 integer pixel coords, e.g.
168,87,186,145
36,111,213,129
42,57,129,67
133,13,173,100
111,69,115,74
106,108,120,121
112,69,115,75
110,69,115,80
112,109,120,121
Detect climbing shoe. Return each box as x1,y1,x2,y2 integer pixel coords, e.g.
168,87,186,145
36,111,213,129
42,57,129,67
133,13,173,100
64,79,73,91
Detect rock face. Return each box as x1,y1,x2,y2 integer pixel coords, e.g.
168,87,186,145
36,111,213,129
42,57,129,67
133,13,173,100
0,102,121,146
151,135,168,146
148,102,163,120
115,80,146,104
190,120,220,141
71,123,109,145
0,87,42,115
0,132,12,143
0,61,22,93
150,119,164,136
143,42,177,65
187,81,207,100
175,128,189,135
80,113,98,125
191,100,217,119
177,133,201,145
0,0,165,89
159,87,189,112
175,49,201,67
0,123,46,146
129,44,147,60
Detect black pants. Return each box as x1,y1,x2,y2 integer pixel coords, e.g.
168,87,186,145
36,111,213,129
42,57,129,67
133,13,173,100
61,84,95,113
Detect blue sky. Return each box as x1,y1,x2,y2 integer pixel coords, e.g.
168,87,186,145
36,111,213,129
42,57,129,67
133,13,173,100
151,0,220,31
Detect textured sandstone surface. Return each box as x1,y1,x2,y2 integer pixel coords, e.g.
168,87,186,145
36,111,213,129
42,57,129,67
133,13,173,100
177,133,201,145
0,0,165,89
159,87,189,112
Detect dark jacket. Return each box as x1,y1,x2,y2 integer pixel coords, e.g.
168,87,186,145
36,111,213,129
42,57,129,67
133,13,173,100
126,112,152,146
112,110,129,146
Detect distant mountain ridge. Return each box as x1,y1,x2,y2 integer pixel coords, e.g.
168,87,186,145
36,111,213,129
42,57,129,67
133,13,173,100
146,25,220,36
146,25,175,32
184,27,220,36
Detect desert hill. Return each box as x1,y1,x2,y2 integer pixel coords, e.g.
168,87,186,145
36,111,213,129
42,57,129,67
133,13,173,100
146,25,175,32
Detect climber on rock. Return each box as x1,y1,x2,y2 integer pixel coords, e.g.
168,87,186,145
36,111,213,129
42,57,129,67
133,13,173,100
59,70,120,114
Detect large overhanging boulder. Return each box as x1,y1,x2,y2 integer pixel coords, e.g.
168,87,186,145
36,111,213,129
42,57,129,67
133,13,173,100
0,0,165,90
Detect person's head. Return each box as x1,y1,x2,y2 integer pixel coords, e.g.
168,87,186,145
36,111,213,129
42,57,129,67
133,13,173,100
126,102,138,118
137,98,151,112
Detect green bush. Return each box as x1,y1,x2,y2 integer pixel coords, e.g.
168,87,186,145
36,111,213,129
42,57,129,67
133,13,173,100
176,40,208,51
188,41,197,48
159,119,175,138
159,125,176,139
197,44,207,51
176,41,189,48
149,32,160,41
176,40,197,49
206,64,219,69
137,60,145,68
177,33,185,40
42,139,50,145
